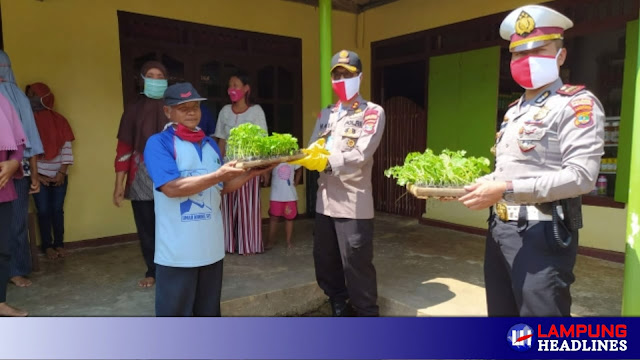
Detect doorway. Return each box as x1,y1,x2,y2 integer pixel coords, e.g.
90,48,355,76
372,61,427,217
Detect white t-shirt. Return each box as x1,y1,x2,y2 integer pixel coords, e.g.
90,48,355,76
270,163,300,202
213,104,268,140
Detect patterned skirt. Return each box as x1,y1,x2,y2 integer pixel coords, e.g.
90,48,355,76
222,177,263,254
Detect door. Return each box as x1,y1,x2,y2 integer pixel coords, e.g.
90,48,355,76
372,60,427,217
373,96,426,217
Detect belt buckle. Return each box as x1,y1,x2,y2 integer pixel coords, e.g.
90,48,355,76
495,203,508,221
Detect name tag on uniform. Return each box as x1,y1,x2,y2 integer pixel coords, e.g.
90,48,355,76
345,119,363,127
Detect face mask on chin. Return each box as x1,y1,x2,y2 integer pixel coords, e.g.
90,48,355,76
331,73,362,102
174,123,205,143
510,49,562,90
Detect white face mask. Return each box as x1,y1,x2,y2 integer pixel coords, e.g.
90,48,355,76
510,49,562,90
331,73,362,102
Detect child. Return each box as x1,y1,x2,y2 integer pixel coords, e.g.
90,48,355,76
266,163,302,249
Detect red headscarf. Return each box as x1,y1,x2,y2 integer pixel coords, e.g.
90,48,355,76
27,82,75,160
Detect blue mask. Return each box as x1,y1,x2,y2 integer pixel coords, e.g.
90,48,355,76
142,76,168,99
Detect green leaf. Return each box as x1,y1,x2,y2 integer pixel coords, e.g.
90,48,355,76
227,123,299,160
384,148,491,187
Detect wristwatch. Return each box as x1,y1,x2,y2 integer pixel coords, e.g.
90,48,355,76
502,180,514,202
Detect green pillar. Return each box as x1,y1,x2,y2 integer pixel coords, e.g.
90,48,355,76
319,0,333,108
622,10,640,316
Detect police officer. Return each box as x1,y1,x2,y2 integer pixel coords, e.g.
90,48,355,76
293,50,385,316
459,5,605,317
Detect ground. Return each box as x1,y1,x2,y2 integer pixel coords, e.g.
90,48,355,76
7,213,623,316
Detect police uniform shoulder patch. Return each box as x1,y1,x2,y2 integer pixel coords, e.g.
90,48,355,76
363,109,379,120
570,96,595,128
362,108,379,134
557,84,586,96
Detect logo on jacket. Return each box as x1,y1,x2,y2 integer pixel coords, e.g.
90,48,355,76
179,170,212,222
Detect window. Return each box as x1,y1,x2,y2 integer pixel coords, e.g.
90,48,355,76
563,27,626,203
117,11,302,145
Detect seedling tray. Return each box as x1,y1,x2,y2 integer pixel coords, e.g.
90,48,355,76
233,153,306,169
406,184,467,199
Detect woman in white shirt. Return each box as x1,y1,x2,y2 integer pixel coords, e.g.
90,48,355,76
214,72,268,255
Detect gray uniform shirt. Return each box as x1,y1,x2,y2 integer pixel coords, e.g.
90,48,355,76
487,79,605,204
309,95,386,219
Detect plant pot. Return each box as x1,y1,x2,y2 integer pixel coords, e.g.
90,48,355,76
406,184,467,199
234,153,306,169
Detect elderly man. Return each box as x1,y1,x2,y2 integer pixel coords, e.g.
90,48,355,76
144,82,273,316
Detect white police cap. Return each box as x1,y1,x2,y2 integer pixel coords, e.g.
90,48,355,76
500,5,573,52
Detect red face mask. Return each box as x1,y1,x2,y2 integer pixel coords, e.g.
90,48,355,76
228,88,245,103
175,123,205,143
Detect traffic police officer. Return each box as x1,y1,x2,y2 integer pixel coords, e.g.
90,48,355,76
293,50,385,316
459,5,605,316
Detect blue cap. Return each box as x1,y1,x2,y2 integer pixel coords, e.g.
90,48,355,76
164,82,206,106
330,50,362,73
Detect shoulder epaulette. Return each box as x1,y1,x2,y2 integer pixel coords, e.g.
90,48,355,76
557,84,586,96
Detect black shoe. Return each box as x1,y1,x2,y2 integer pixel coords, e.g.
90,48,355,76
329,299,354,317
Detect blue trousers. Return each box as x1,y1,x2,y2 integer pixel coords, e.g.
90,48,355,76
9,177,31,277
32,176,68,252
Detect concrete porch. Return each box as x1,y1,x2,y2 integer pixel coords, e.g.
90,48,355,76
7,213,623,316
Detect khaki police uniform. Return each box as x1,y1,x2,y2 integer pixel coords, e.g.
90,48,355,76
483,5,605,316
309,95,385,316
